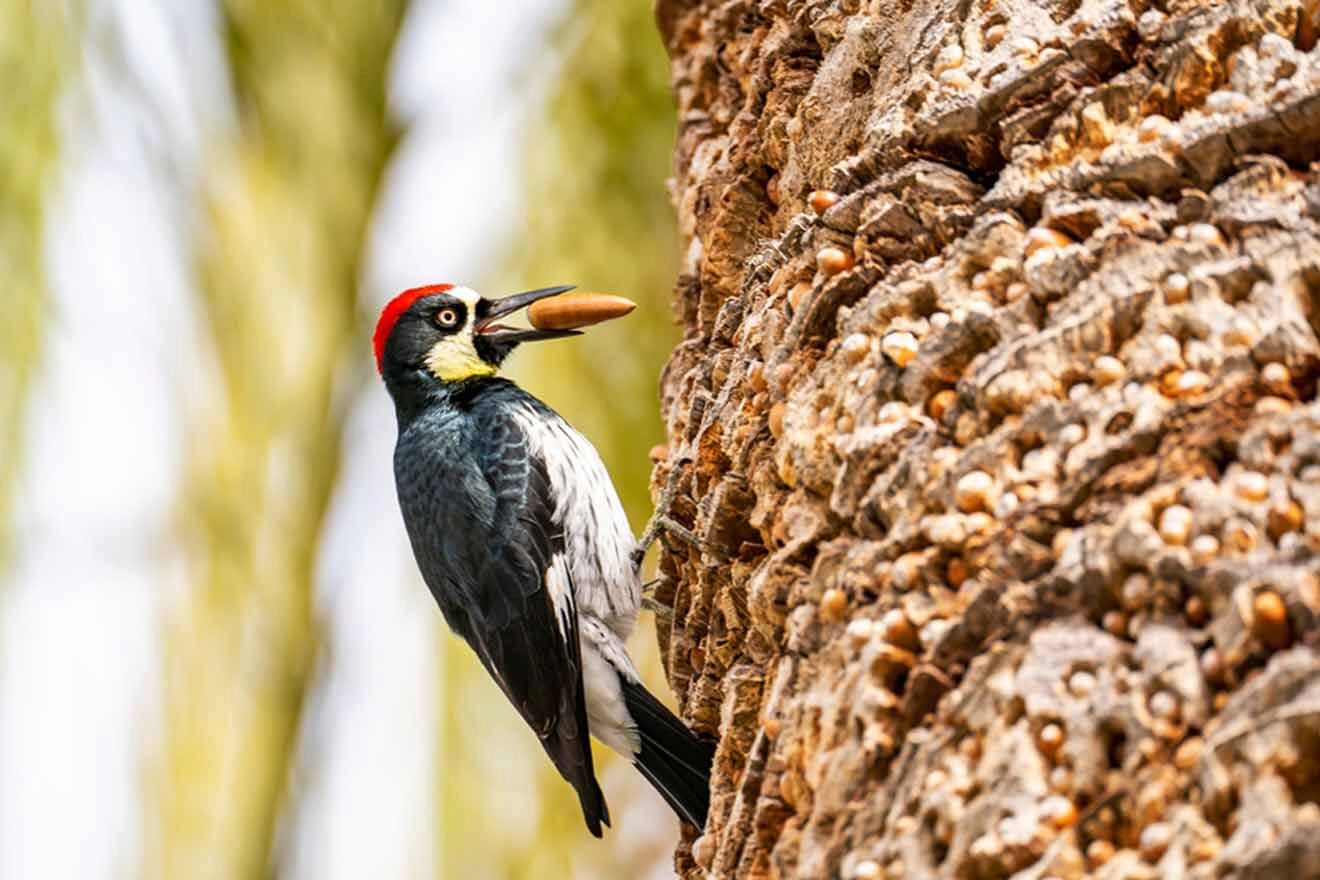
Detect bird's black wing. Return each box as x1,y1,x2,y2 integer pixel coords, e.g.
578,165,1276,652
416,404,607,835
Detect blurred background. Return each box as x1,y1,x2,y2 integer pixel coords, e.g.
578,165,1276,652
0,1,679,878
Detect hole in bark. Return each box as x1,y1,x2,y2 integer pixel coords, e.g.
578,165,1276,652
1105,411,1133,435
1298,265,1320,346
922,812,950,865
1049,0,1083,24
1298,8,1318,52
851,68,872,96
1280,722,1320,806
1267,432,1291,459
909,282,939,318
1102,723,1128,769
868,657,910,695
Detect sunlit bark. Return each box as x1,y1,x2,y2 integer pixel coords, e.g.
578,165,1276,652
653,1,1320,877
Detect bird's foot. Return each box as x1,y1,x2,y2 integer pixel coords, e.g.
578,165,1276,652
636,514,722,569
634,462,683,568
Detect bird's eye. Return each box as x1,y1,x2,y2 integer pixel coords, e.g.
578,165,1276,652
437,309,459,327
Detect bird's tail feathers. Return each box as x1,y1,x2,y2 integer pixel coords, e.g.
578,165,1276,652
621,678,715,829
545,728,610,837
575,775,610,838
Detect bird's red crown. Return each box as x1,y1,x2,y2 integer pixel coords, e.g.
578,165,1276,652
373,283,454,373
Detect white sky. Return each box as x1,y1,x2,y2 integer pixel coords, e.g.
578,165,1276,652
0,0,567,878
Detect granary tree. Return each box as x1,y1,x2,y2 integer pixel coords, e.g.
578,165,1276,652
646,1,1320,877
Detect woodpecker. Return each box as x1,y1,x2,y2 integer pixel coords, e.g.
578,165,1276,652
374,283,714,836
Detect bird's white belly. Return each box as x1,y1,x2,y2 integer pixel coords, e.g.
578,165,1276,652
512,406,640,638
580,632,640,757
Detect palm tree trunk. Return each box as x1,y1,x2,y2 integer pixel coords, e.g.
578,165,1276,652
651,0,1320,876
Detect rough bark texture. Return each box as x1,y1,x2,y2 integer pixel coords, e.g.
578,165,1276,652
649,1,1320,877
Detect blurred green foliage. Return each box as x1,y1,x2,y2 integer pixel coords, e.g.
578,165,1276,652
440,1,680,877
3,1,679,876
508,0,679,532
155,4,407,878
0,0,74,571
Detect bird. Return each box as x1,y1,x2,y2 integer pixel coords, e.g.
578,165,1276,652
374,282,715,837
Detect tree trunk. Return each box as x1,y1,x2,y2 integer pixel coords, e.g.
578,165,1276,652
649,1,1320,877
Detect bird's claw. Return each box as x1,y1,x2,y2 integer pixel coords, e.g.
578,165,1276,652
635,451,692,570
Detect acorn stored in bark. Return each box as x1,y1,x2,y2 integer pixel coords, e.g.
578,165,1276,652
527,292,637,330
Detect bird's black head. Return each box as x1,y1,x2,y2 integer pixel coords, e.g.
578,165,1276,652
374,284,580,394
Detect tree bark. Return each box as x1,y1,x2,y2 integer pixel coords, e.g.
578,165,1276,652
649,1,1320,877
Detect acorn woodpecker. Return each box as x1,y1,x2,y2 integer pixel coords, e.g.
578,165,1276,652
374,283,714,837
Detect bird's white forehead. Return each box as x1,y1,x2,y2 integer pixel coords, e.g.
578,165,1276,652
448,286,481,307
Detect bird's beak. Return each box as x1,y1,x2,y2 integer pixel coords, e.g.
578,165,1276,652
474,285,582,344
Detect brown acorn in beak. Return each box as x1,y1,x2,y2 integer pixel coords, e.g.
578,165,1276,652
527,293,637,331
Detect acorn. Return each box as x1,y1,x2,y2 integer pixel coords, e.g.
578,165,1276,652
1037,722,1065,757
1257,396,1293,415
1041,795,1078,829
1235,470,1269,502
1011,36,1040,57
1024,227,1073,257
882,331,919,367
1139,822,1173,861
1092,355,1126,386
1174,736,1203,770
1087,840,1116,867
1138,115,1175,143
1175,369,1211,397
939,68,972,89
1267,499,1304,540
818,246,855,276
853,859,883,880
1068,670,1095,697
1190,534,1220,565
528,292,636,330
821,588,848,621
847,618,875,646
934,43,965,75
1158,505,1192,545
881,608,919,650
1261,362,1292,394
928,389,957,421
955,470,996,513
809,189,840,214
1251,590,1291,650
1163,272,1191,304
841,333,872,364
